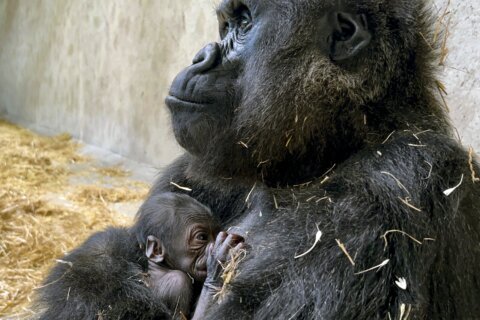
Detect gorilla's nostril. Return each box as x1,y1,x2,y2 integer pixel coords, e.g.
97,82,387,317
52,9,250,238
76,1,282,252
192,48,206,64
191,43,221,73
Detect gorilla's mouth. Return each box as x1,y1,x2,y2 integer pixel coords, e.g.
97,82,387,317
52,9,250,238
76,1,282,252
193,256,208,280
166,95,211,111
195,269,207,280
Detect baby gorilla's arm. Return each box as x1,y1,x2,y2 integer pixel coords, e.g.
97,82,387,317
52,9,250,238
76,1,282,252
148,263,193,317
191,232,245,320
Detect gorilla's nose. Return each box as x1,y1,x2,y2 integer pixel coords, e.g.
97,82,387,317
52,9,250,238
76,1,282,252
191,43,221,73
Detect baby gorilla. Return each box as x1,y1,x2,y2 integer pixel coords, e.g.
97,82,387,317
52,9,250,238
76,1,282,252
35,193,243,320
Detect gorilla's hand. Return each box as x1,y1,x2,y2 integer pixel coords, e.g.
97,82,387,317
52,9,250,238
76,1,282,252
204,232,245,291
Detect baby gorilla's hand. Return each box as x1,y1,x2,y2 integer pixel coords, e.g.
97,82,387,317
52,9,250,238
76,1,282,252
204,232,245,291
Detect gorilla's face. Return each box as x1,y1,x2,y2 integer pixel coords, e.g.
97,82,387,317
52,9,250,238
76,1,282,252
166,41,238,157
166,0,403,177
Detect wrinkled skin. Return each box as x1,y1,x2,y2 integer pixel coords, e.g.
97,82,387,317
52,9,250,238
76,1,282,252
156,0,480,319
145,215,219,317
162,222,219,282
34,193,242,320
148,229,243,319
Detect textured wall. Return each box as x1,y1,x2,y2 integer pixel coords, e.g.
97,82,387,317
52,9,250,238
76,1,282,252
0,0,478,168
0,0,217,168
433,0,480,149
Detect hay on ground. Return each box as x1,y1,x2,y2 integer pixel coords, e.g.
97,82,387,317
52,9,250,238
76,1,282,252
0,120,149,318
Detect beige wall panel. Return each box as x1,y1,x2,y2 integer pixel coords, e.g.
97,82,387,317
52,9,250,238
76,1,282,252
0,0,218,168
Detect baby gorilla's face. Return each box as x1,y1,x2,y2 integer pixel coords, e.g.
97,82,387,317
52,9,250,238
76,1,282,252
168,221,219,282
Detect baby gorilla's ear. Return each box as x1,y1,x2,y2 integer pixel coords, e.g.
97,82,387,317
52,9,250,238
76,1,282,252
146,235,165,263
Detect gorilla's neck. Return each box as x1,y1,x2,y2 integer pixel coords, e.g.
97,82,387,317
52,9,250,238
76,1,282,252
189,130,360,187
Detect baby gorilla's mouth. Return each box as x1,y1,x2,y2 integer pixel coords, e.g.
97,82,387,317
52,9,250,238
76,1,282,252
196,269,207,279
190,268,207,283
194,257,208,281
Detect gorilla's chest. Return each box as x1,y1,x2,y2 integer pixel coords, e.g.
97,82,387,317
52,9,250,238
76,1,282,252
223,190,331,282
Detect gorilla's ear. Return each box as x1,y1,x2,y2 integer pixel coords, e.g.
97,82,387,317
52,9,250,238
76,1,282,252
146,235,165,264
327,12,372,61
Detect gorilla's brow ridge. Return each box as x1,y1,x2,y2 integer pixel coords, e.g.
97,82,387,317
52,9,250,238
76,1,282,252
216,0,255,17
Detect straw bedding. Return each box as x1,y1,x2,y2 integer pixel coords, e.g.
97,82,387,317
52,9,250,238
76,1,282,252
0,120,149,318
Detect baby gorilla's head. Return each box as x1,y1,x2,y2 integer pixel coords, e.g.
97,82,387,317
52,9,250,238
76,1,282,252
132,192,220,282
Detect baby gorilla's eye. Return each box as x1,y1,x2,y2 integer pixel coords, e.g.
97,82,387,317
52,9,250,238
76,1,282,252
195,232,208,241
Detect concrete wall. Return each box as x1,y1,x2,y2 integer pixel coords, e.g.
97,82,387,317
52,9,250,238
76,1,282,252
0,0,478,168
0,0,218,168
434,0,480,149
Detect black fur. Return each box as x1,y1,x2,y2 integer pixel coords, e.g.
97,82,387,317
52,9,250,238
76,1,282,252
35,193,213,320
35,227,170,320
157,0,480,319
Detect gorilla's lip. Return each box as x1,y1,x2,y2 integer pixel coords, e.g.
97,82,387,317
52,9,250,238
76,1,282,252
166,95,210,110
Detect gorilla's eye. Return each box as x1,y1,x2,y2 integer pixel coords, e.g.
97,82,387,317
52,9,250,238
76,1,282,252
237,7,252,31
195,232,208,242
217,1,251,39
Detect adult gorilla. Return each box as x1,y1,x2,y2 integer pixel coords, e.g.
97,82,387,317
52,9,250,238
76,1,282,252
154,0,480,318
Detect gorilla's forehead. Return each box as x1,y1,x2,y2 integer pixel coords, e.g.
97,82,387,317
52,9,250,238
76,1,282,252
221,0,348,7
216,0,326,14
215,0,358,22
